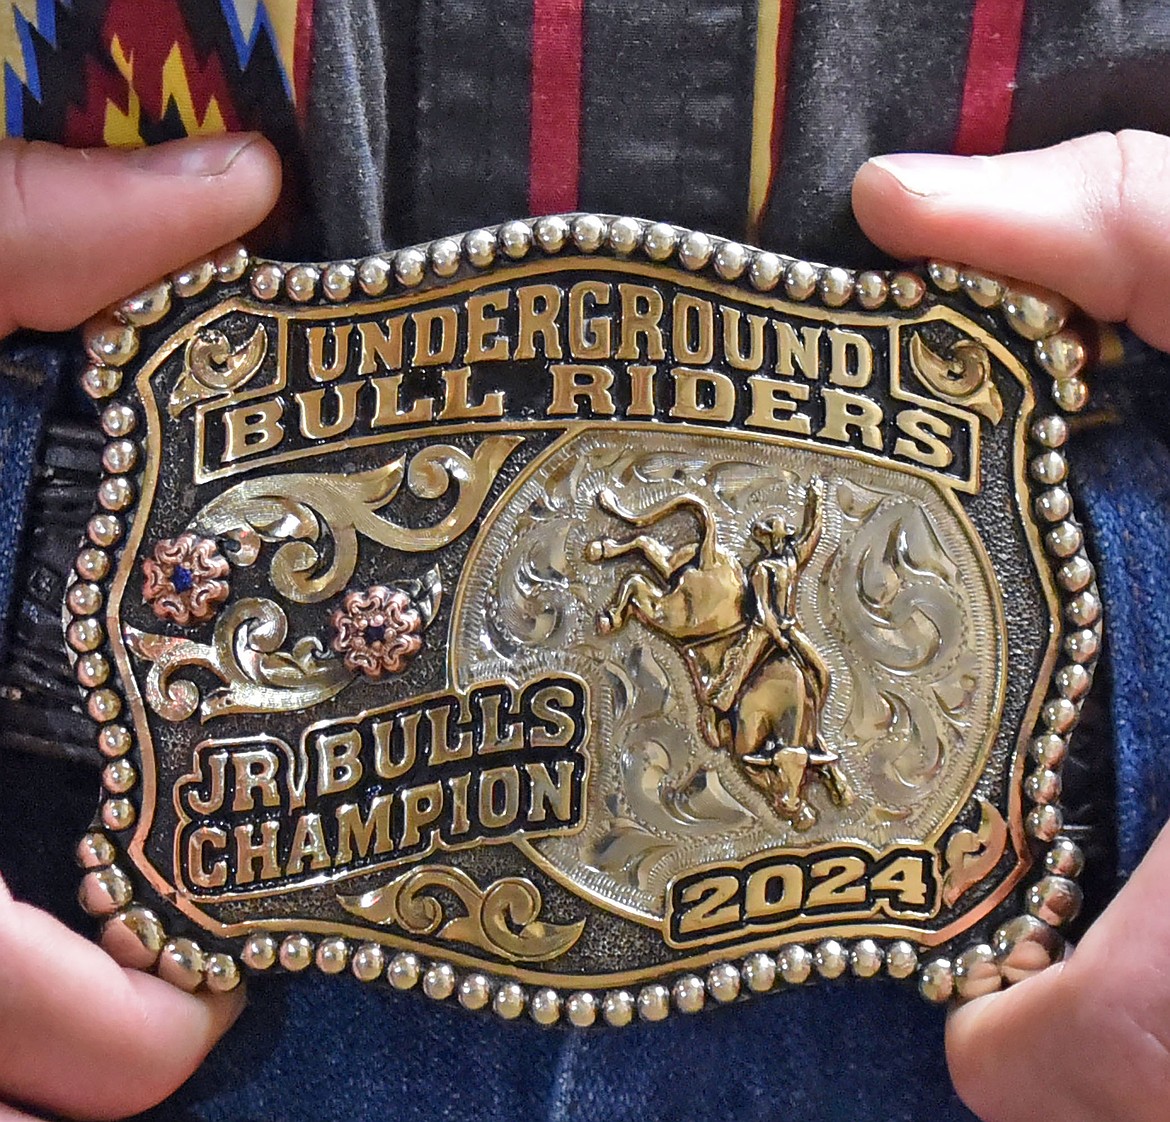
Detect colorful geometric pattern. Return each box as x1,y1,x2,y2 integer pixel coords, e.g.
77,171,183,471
0,0,312,144
1,0,65,138
218,0,305,103
69,0,240,147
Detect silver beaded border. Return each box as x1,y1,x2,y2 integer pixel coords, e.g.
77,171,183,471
67,218,1097,1023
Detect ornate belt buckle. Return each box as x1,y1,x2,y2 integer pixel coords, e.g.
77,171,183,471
68,216,1096,1025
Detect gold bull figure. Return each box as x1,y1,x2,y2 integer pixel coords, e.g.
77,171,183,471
585,479,852,829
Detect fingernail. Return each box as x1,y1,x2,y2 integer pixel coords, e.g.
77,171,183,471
126,134,261,177
868,153,990,198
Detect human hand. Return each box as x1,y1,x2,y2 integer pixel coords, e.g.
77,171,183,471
0,134,280,1121
853,130,1170,1122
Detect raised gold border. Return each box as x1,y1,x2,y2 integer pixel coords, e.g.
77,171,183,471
68,218,1098,1023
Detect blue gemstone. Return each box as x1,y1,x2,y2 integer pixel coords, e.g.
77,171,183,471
172,566,194,592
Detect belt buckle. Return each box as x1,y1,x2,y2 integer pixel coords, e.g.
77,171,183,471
67,216,1095,1025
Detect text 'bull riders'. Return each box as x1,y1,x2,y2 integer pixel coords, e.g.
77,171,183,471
71,218,1098,1022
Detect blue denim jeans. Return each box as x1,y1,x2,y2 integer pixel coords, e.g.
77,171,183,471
1,335,1165,1122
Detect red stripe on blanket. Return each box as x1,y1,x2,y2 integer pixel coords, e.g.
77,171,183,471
954,0,1028,155
530,0,585,214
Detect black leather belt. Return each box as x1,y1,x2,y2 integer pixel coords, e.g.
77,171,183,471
2,418,105,766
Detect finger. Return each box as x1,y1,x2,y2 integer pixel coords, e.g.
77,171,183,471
0,134,282,338
0,899,244,1121
0,1103,45,1122
851,130,1170,350
946,818,1170,1122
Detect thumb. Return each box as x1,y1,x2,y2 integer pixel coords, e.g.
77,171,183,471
0,135,282,338
852,130,1170,351
945,817,1170,1122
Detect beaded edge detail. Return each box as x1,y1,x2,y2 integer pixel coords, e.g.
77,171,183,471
67,215,1096,1026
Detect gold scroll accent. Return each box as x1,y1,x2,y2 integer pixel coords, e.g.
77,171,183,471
908,332,1003,424
338,866,584,963
126,598,353,722
941,798,1008,906
193,436,523,604
169,326,268,418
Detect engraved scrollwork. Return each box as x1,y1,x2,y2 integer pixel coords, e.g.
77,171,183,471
169,326,268,418
838,492,962,673
193,436,523,604
337,866,585,963
942,798,1008,906
908,331,1003,424
467,444,761,893
826,482,983,809
128,565,443,721
587,646,752,890
125,598,353,722
453,431,1003,919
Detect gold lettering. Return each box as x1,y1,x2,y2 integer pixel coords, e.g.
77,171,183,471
672,293,714,364
438,366,506,420
722,307,767,371
231,749,282,813
315,729,363,796
676,875,740,934
627,364,657,417
427,704,473,766
411,306,458,367
374,711,420,779
187,826,228,890
894,408,955,469
334,796,395,863
306,324,353,382
285,812,331,875
774,322,822,380
371,375,434,427
820,388,884,450
617,284,666,361
233,820,281,885
548,364,616,416
568,280,612,359
745,864,804,918
358,317,406,374
516,284,564,360
296,383,361,440
478,692,523,754
400,782,444,848
529,684,578,748
525,760,576,823
807,856,868,907
828,328,873,388
670,367,736,423
478,766,521,829
186,752,227,815
746,376,812,435
222,399,284,463
447,773,471,835
465,291,511,363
